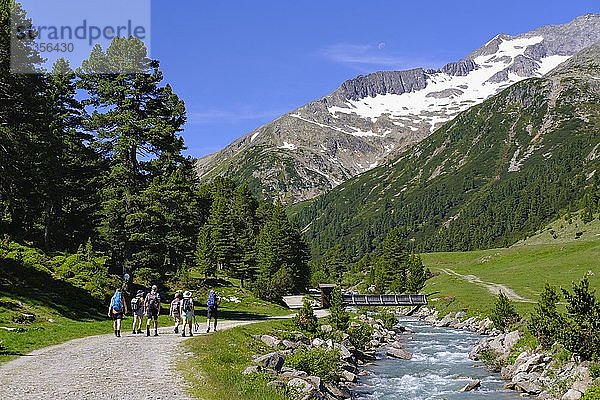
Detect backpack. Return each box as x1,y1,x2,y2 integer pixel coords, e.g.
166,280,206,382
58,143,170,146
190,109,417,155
181,298,193,312
207,292,217,308
170,299,180,314
130,296,141,312
146,292,160,311
111,292,123,312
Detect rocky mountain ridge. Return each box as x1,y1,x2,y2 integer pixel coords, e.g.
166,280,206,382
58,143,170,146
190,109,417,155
292,39,600,257
196,14,600,204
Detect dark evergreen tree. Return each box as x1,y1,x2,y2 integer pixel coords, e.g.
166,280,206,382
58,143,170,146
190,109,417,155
490,292,520,332
255,204,309,300
0,1,51,244
328,285,350,330
375,228,409,293
44,59,103,250
560,277,600,360
529,284,563,348
207,192,236,274
195,224,216,278
78,37,188,276
406,253,427,293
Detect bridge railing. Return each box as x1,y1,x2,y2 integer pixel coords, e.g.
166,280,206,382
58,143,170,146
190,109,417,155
342,293,427,306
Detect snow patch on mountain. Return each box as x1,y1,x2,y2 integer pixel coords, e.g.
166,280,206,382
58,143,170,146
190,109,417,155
278,142,297,150
328,36,570,134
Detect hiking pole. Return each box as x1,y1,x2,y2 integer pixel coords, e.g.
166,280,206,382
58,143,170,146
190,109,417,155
193,313,199,333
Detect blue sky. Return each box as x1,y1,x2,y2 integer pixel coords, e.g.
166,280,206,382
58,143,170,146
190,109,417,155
149,1,600,157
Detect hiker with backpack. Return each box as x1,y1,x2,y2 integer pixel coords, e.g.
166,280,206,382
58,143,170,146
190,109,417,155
169,292,182,334
107,288,127,337
144,285,161,336
130,290,144,334
206,289,220,333
180,291,195,337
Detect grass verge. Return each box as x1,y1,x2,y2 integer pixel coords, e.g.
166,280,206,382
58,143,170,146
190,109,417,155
179,319,296,400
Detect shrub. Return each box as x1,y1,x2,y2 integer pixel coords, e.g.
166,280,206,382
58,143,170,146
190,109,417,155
253,265,294,303
347,321,373,351
479,349,505,372
284,347,340,383
529,284,563,348
581,382,600,400
293,298,318,333
552,345,573,367
328,286,349,331
490,292,519,332
133,267,161,288
373,311,398,331
588,363,600,380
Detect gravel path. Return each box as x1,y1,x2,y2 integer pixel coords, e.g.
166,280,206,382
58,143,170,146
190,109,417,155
0,319,271,400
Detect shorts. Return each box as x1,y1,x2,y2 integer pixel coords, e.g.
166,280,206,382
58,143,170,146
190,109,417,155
182,310,194,322
207,307,217,320
133,309,144,318
111,311,123,320
146,309,159,320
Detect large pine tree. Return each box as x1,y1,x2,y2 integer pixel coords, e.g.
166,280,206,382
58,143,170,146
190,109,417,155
77,37,191,276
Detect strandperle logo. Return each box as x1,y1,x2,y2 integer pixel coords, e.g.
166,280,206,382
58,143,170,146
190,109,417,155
15,19,147,46
10,0,151,74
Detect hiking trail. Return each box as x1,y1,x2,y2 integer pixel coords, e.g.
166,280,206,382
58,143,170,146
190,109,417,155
0,312,322,400
439,268,535,303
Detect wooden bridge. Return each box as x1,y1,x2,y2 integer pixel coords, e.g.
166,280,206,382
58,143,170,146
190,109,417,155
342,293,427,306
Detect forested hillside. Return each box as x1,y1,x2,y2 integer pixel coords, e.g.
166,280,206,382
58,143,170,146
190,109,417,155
292,42,600,262
0,1,308,300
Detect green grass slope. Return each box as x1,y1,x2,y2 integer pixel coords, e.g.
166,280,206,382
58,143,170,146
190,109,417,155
0,242,116,363
421,214,600,317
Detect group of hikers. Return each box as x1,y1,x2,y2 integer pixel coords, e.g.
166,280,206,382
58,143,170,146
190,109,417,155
107,285,221,338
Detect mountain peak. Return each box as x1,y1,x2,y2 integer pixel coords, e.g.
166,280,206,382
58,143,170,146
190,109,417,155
196,14,600,204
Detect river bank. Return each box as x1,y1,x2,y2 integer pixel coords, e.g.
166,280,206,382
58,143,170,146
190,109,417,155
354,317,522,399
411,307,596,400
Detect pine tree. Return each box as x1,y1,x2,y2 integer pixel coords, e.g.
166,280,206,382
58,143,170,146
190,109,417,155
322,244,344,282
231,185,259,287
78,37,187,275
0,1,52,244
406,253,427,293
129,160,199,275
376,228,409,293
329,286,350,330
559,277,600,360
491,292,519,332
255,204,309,300
529,284,563,348
44,59,103,250
207,192,237,274
195,224,216,278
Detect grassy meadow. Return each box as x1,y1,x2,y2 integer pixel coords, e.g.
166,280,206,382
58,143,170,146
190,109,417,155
422,215,600,317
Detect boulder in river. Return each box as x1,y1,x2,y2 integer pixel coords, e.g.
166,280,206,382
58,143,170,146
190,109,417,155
459,379,481,392
386,347,412,360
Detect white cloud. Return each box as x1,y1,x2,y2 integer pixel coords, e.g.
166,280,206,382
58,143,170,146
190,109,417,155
187,107,288,124
319,42,444,71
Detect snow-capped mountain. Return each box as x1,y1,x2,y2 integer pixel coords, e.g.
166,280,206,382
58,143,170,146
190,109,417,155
196,14,600,204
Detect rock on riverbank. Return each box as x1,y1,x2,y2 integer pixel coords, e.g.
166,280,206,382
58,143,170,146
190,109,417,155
243,315,412,400
415,307,597,400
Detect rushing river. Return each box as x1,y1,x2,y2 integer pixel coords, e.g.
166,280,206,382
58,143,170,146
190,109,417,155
353,318,522,400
